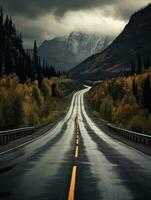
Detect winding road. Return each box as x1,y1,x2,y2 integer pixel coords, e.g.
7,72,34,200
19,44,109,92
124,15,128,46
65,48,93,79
0,87,151,200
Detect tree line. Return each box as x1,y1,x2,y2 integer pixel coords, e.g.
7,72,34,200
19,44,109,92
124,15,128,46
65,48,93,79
88,69,151,135
0,74,74,130
128,54,151,76
0,6,65,84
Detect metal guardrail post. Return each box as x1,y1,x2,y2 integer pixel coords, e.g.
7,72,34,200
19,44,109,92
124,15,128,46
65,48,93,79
0,127,35,146
107,123,151,147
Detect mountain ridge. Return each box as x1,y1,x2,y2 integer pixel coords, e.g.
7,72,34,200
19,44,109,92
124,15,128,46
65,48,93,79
38,31,113,71
70,4,151,80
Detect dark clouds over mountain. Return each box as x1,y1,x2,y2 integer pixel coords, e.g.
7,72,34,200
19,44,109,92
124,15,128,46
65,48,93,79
1,0,150,47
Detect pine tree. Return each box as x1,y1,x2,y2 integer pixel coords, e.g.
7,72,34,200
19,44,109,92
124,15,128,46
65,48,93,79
137,55,142,74
43,58,46,69
142,75,151,112
0,6,3,30
145,56,150,69
52,83,57,97
32,40,38,80
132,79,138,100
131,63,136,75
0,7,64,82
0,6,3,76
0,6,4,76
4,15,9,31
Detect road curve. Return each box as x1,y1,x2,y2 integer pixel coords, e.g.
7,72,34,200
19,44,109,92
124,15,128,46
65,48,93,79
0,87,151,200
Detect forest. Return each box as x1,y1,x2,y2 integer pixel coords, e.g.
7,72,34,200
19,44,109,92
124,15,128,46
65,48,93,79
0,74,81,130
0,6,65,84
88,69,151,135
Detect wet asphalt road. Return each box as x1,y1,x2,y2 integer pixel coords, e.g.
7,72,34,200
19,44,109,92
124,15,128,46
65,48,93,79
0,87,151,200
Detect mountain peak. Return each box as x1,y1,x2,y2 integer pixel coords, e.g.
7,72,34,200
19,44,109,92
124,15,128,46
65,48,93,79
70,4,151,80
69,31,83,37
39,32,113,71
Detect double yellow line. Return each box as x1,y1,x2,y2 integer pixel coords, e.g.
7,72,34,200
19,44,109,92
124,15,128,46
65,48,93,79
68,120,79,200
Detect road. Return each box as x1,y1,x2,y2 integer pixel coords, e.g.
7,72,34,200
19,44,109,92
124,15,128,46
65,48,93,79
0,87,151,200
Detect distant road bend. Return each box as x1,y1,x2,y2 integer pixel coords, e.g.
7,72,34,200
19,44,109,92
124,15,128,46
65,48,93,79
0,87,151,200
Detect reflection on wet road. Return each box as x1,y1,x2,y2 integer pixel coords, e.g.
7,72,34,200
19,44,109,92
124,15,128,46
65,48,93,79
0,88,151,200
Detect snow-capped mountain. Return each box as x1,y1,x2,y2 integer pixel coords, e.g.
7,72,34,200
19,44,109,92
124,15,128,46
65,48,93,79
38,31,113,71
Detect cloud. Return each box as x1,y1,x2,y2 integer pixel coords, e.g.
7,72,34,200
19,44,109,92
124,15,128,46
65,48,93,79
1,0,113,18
2,0,150,20
1,0,150,47
100,0,151,20
13,9,125,47
59,9,126,36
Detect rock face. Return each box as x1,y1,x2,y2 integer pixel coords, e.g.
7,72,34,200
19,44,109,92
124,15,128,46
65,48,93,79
38,31,112,71
70,4,151,80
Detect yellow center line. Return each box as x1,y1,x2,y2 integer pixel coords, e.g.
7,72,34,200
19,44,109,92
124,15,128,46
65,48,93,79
75,146,79,158
68,166,77,200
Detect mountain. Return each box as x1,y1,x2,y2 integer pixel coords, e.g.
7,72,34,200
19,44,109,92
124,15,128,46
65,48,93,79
38,32,112,71
70,4,151,80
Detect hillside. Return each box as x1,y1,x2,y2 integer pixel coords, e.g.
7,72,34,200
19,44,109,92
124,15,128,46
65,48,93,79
87,69,151,135
39,31,112,71
70,4,151,80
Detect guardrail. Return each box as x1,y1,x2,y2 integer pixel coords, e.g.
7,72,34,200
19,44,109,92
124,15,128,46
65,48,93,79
0,127,35,146
108,123,151,146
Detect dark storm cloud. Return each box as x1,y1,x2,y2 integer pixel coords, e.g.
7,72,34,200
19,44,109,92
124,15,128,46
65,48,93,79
1,0,150,47
1,0,131,20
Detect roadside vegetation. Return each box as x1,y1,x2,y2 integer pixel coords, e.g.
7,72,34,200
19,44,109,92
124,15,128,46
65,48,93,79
88,69,151,135
0,74,82,131
0,7,84,131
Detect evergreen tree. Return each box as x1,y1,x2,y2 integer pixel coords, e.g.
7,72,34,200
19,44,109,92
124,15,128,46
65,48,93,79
144,56,150,69
0,6,4,76
137,55,142,74
43,58,46,69
0,7,3,76
132,79,138,101
131,63,136,75
51,83,57,97
0,7,65,82
142,75,151,112
0,6,3,31
32,40,38,80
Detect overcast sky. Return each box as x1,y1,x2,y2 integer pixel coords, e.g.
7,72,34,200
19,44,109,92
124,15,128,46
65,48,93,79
1,0,150,47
